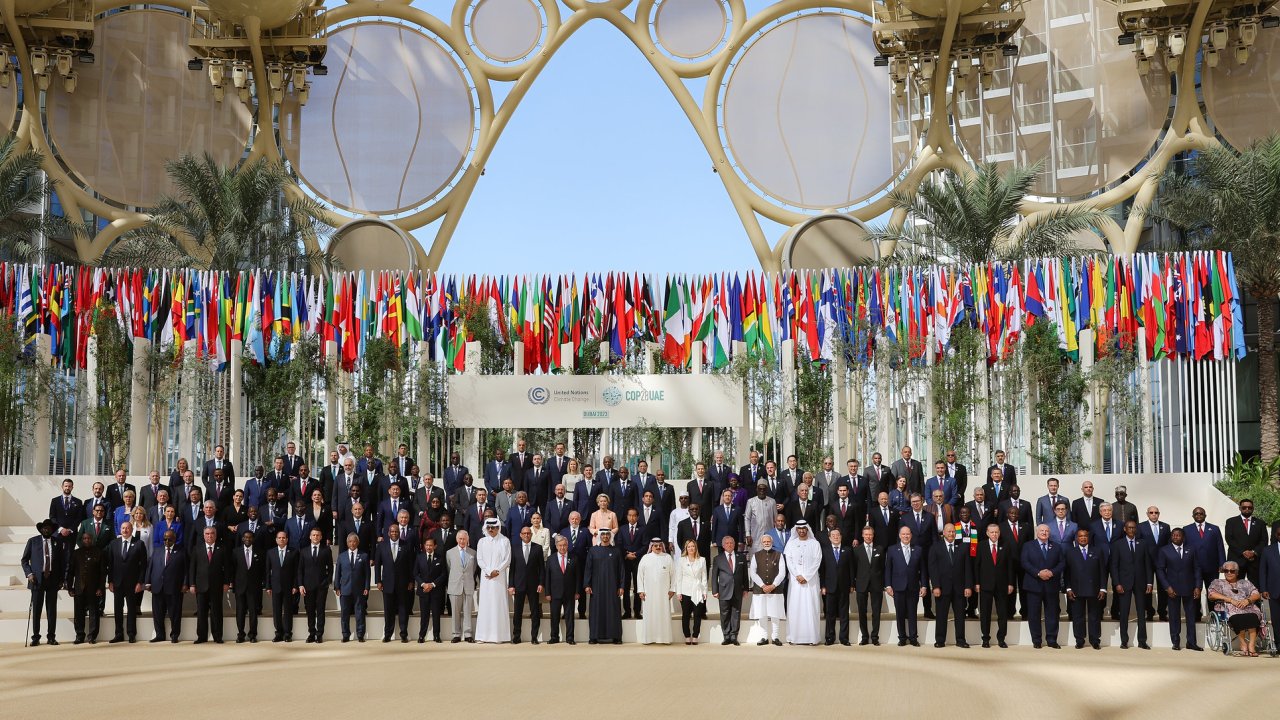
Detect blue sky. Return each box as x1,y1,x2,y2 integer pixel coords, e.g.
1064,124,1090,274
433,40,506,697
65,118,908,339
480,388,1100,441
422,1,787,274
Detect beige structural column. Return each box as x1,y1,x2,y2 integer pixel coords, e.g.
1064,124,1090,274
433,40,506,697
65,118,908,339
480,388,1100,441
690,340,704,466
177,340,198,465
324,340,338,455
876,357,892,458
831,353,848,464
462,341,481,473
599,342,611,462
512,341,524,451
27,335,52,474
924,329,936,463
734,341,749,461
975,360,991,472
128,337,150,475
1078,329,1098,473
228,340,243,469
562,342,575,458
1022,364,1039,476
781,339,796,461
415,340,431,469
1137,333,1155,472
83,336,98,474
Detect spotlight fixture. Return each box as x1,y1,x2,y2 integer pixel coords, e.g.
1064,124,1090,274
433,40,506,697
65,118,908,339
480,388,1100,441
313,63,328,76
77,51,94,64
1001,43,1018,57
188,57,203,71
230,60,248,89
1117,32,1135,45
873,54,888,67
1238,18,1258,46
1262,15,1279,29
919,54,936,81
30,48,48,77
207,58,224,89
54,49,73,78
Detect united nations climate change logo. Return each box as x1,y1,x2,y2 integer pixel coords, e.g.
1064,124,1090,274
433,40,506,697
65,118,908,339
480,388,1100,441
528,387,549,405
601,386,623,407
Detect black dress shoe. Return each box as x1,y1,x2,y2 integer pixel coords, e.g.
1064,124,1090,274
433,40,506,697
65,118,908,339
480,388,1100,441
1120,642,1129,649
465,637,474,643
452,637,461,643
934,642,945,648
383,637,391,643
956,641,969,648
733,640,741,646
923,613,936,619
249,637,257,643
109,637,125,644
150,638,165,643
549,639,560,645
213,639,224,644
1033,642,1042,649
612,639,622,645
909,639,920,647
46,639,59,646
621,612,632,620
73,639,85,645
858,638,869,646
512,638,522,645
758,639,769,646
1047,642,1061,649
193,639,206,645
871,639,880,646
839,641,850,646
1091,642,1101,650
1187,644,1203,651
824,640,835,646
981,641,991,648
236,638,245,644
1171,643,1181,651
315,638,324,644
1075,641,1085,649
401,637,409,644
898,639,908,647
567,640,576,645
434,638,442,643
355,637,363,643
589,640,598,645
772,639,782,646
170,638,179,644
1139,642,1150,649
341,637,350,643
532,639,540,645
418,637,426,644
635,614,643,621
998,641,1008,648
30,638,39,647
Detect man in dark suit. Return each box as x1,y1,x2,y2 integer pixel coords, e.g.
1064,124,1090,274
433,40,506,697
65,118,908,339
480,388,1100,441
1090,504,1122,548
298,527,333,642
68,531,106,644
712,536,748,645
523,454,550,513
1139,506,1172,620
482,447,508,495
975,524,1012,648
966,487,997,537
820,530,854,646
139,471,169,512
645,470,677,518
890,446,925,496
609,467,640,521
452,472,479,512
188,526,230,643
376,484,412,538
926,523,972,648
997,483,1032,529
1036,478,1070,527
1110,520,1152,649
924,462,959,509
985,450,1017,488
204,467,235,512
1071,480,1102,528
1224,499,1267,585
544,534,578,644
412,473,446,518
229,530,265,642
942,449,968,502
738,449,763,488
375,524,415,642
1021,524,1066,648
354,443,385,476
1183,506,1226,618
442,452,469,497
827,484,861,540
885,525,925,646
787,483,824,531
337,501,376,561
415,536,449,642
543,484,574,536
564,513,592,618
835,459,868,517
106,521,148,643
853,526,885,645
335,531,371,642
868,492,898,550
1155,527,1202,650
705,451,732,493
21,519,66,646
676,504,713,562
265,529,300,642
710,489,744,549
105,469,136,513
688,463,720,514
1257,523,1280,636
636,492,665,545
175,473,202,519
318,451,343,505
285,501,316,550
145,529,186,642
760,460,792,506
280,440,303,481
1063,528,1106,649
507,439,533,487
186,500,226,552
202,444,235,487
464,489,493,539
618,509,647,620
546,443,572,492
780,454,804,490
510,525,545,644
1001,505,1033,617
243,465,275,512
898,494,934,553
234,506,271,555
389,442,414,480
78,501,113,551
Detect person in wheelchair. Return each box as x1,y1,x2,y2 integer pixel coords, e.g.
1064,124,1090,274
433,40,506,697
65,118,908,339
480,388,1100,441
1207,561,1264,657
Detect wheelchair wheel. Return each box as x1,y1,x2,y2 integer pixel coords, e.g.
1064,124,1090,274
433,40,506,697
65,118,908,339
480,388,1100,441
1204,614,1227,654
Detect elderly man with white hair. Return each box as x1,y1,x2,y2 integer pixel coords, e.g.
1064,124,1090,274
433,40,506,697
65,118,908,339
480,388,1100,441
749,532,787,645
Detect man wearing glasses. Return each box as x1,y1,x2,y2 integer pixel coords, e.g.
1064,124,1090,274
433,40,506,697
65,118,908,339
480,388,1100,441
1139,507,1171,621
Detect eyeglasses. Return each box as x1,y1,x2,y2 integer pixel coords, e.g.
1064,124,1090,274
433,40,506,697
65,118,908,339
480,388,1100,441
1147,511,1159,515
1224,569,1238,574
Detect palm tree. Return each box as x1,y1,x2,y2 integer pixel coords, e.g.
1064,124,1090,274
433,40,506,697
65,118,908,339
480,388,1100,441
875,163,1103,264
1156,135,1280,462
102,153,332,271
0,136,80,261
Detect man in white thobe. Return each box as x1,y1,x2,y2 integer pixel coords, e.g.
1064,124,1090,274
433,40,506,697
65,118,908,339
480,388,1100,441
635,538,675,644
475,519,512,643
749,533,788,645
783,520,822,645
667,492,691,553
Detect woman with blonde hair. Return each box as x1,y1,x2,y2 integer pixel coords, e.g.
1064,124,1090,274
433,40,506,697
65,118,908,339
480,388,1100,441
674,539,708,644
130,505,154,557
588,493,618,545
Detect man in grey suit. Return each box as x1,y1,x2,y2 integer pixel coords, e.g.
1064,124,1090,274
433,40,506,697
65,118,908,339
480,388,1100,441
890,446,925,496
712,536,748,645
334,532,371,642
448,530,478,642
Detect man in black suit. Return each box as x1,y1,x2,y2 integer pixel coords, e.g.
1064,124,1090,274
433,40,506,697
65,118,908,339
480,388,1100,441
687,463,719,513
139,470,168,512
820,529,854,645
761,460,791,506
389,442,414,480
1001,504,1033,618
926,523,972,647
985,449,1017,488
229,530,266,642
645,469,677,518
786,483,824,531
890,445,925,496
1071,480,1102,528
202,444,235,487
187,500,226,552
145,529,186,642
442,452,469,497
265,529,300,642
68,531,106,644
106,521,148,643
280,440,303,481
338,501,376,562
375,524,415,642
546,443,572,493
265,456,290,499
105,469,136,513
1139,506,1172,620
544,534,578,644
706,451,732,493
509,525,545,644
636,491,665,545
49,478,85,550
1021,524,1066,648
286,463,319,510
318,450,343,505
507,439,533,488
676,504,713,563
852,526,884,645
940,449,967,502
205,467,235,512
828,484,860,540
188,526,230,643
1111,520,1152,648
1064,528,1107,649
1225,498,1268,584
966,487,997,537
837,459,869,521
415,536,448,642
21,519,66,646
780,454,804,490
297,527,333,642
618,508,647,620
738,449,763,488
868,491,898,550
975,524,1012,648
1155,528,1202,650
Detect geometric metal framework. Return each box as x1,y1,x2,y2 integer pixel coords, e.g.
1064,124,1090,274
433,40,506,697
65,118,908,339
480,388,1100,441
1,0,1275,271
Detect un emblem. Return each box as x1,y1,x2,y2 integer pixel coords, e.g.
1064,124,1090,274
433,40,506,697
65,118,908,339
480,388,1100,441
528,387,549,405
602,386,623,407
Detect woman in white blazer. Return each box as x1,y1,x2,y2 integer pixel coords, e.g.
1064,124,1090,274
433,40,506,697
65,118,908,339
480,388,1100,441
674,540,708,644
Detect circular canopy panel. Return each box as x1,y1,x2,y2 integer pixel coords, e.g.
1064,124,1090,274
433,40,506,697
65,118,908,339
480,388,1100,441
782,214,875,270
280,21,477,216
653,0,729,60
204,0,309,29
329,219,418,272
45,10,252,209
954,0,1169,199
470,0,544,63
1203,14,1280,151
721,13,893,211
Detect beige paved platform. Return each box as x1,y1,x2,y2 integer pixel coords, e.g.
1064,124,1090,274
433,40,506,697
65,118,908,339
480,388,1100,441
0,639,1271,719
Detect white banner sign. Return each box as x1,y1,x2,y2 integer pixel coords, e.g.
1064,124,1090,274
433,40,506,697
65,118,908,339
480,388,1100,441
447,374,744,429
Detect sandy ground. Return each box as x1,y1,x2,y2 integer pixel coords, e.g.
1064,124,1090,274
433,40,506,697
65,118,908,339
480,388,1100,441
0,639,1271,719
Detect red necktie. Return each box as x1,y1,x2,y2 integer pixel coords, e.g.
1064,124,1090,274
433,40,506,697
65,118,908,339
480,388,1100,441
991,547,997,564
560,555,566,573
1012,525,1018,542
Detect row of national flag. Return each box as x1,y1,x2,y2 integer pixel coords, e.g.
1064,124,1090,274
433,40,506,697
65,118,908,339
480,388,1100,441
0,252,1246,373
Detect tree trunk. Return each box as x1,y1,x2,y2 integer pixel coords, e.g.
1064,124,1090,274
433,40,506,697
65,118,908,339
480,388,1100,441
1257,294,1279,463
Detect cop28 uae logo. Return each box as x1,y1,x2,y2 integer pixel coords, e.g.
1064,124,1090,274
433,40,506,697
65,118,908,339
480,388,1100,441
528,387,549,405
601,386,623,407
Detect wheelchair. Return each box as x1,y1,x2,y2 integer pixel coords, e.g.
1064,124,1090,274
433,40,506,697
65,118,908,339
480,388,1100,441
1204,604,1277,656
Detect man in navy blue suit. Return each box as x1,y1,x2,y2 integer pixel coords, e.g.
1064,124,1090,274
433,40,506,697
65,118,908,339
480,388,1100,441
483,447,508,494
1110,520,1152,649
1064,528,1107,649
564,511,592,618
884,525,925,646
21,519,66,646
544,484,573,535
618,508,647,620
1021,524,1066,648
375,524,415,642
1155,527,1202,650
1258,523,1280,634
145,529,186,642
609,467,640,521
711,489,744,548
1182,506,1226,619
335,532,371,642
442,452,469,498
1140,506,1173,621
49,478,85,550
